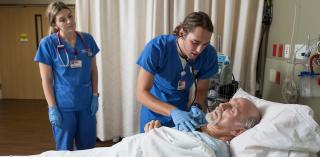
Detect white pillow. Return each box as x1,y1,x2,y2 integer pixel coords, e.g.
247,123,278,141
230,88,320,157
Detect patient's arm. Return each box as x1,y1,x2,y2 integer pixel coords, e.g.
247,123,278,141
144,120,161,133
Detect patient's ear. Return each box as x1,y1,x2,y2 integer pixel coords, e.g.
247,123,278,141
230,128,247,137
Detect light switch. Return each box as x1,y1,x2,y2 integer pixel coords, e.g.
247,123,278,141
269,69,276,83
284,44,290,59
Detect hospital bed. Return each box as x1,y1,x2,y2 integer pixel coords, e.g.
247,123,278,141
6,88,320,157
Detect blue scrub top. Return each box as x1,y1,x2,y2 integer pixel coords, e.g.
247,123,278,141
34,32,100,111
136,34,218,129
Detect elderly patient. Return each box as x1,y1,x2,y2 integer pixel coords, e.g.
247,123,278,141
146,97,261,140
140,97,261,157
26,98,261,157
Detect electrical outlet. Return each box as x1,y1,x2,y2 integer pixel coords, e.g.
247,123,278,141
295,44,306,59
269,69,276,83
284,44,290,59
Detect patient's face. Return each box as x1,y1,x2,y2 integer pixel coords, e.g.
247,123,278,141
206,98,256,130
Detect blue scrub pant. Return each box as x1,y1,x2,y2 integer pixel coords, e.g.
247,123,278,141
51,109,96,150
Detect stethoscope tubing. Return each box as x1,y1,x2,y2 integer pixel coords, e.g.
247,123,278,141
177,37,198,106
54,31,90,67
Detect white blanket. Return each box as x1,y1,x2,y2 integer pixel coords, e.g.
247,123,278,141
12,127,217,157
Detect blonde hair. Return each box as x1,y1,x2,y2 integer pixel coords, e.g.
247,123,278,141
46,1,71,34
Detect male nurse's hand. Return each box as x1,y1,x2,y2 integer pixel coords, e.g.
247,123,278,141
190,105,207,125
170,108,198,132
90,93,99,116
48,106,62,128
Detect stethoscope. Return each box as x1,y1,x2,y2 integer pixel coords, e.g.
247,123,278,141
55,31,93,67
176,37,198,106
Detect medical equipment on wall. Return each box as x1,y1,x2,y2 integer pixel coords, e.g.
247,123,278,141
207,54,239,111
55,31,93,67
281,0,320,101
283,35,320,100
298,40,320,97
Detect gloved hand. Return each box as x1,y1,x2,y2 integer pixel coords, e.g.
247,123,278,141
190,105,207,125
90,95,99,116
48,106,62,128
170,108,198,132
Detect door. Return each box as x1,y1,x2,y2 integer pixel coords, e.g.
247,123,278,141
0,6,48,99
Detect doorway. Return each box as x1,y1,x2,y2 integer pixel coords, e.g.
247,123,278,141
0,5,48,99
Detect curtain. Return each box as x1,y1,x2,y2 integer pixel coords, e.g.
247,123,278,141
76,0,264,141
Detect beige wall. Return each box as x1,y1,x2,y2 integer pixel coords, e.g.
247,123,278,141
0,4,74,99
263,0,320,124
0,0,75,5
0,6,48,99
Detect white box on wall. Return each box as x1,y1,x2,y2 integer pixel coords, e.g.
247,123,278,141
295,44,306,60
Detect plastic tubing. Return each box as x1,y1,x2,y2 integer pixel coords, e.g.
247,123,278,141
309,53,320,73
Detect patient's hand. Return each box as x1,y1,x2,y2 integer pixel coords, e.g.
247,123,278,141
144,120,161,133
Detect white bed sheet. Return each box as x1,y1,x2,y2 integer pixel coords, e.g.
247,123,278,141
9,127,217,157
5,88,320,157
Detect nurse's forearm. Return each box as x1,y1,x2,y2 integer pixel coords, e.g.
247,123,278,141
91,57,98,94
194,79,209,110
195,88,207,105
39,63,56,107
137,90,175,116
42,79,56,107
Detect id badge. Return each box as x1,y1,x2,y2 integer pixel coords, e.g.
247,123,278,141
177,80,186,90
70,59,82,68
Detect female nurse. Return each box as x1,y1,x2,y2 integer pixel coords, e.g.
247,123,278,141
34,1,100,150
136,11,218,132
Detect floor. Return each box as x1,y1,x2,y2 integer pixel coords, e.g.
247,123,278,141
0,99,114,156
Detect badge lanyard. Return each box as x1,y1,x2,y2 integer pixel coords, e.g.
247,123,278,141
177,54,187,90
176,37,200,108
176,38,198,106
177,39,189,90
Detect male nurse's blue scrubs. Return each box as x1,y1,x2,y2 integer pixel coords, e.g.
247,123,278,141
34,31,100,150
136,35,218,132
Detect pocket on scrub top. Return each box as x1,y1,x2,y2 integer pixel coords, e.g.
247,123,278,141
74,82,92,109
55,85,76,110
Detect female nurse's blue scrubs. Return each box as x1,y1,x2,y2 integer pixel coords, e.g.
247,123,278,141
34,32,100,150
136,35,218,132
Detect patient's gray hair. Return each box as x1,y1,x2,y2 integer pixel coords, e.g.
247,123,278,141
242,116,261,129
239,98,262,129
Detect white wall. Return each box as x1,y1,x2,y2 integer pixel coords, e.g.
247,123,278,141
263,0,320,124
